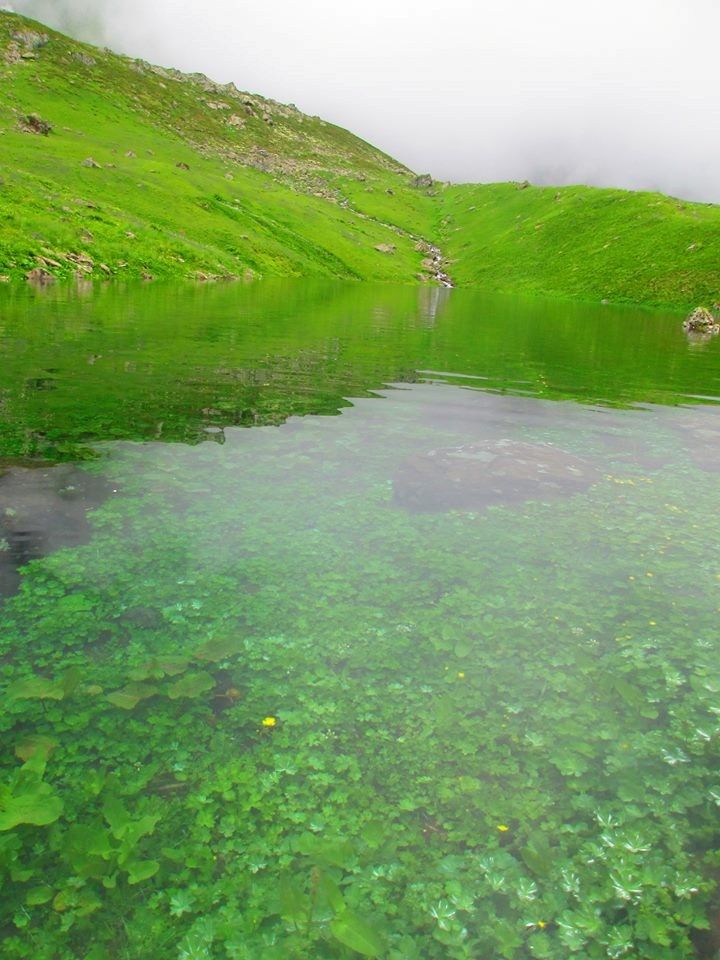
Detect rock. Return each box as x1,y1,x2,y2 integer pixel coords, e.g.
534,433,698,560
81,157,101,168
0,464,113,598
411,173,433,189
12,30,49,50
517,180,530,190
66,252,94,273
125,150,136,158
386,188,394,195
227,115,245,128
73,52,96,67
669,412,720,472
683,306,719,335
26,268,54,285
17,114,52,136
393,440,600,513
375,243,396,254
176,162,190,170
206,101,229,111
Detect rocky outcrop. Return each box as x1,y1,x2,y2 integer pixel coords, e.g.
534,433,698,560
411,174,433,189
393,440,600,512
683,306,719,335
17,113,52,135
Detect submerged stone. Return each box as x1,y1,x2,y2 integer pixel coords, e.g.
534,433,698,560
670,413,720,473
392,439,600,513
0,464,113,597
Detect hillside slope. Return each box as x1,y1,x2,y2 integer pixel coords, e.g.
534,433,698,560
439,182,720,308
0,12,439,285
1,12,719,308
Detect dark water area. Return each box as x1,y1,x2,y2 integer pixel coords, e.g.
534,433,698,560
1,280,719,960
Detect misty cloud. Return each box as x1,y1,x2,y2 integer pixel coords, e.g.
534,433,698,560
14,0,720,202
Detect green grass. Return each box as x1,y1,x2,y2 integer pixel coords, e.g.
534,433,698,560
0,12,437,285
1,11,719,308
439,182,720,308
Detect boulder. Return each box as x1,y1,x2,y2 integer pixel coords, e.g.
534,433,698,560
393,440,600,513
683,306,719,335
17,113,52,135
374,243,396,254
670,413,720,473
81,157,101,168
26,267,54,285
0,464,113,597
411,173,433,189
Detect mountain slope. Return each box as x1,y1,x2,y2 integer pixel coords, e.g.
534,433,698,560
1,11,719,308
439,182,720,307
0,11,439,285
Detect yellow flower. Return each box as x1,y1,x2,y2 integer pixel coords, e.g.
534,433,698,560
261,716,277,727
497,824,509,832
457,672,466,679
537,920,547,930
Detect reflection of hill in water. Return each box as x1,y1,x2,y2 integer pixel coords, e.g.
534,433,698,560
0,280,718,464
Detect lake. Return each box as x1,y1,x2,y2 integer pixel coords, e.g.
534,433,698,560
1,280,719,960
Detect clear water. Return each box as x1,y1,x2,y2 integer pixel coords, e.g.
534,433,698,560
1,281,720,960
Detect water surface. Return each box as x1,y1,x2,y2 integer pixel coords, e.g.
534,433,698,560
1,281,719,960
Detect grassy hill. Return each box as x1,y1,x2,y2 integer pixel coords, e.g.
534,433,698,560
438,182,720,308
1,11,719,308
0,12,438,285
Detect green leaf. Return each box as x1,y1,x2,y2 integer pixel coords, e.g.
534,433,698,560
331,909,385,957
193,635,243,662
25,886,54,905
7,676,64,701
0,782,63,830
126,858,160,884
166,672,215,700
103,797,130,839
129,658,189,680
14,735,58,762
278,876,308,922
106,683,159,710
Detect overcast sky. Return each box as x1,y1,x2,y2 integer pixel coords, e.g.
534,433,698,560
12,0,720,202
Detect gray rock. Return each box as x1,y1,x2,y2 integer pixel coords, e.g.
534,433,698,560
411,173,433,189
26,267,54,285
683,306,719,334
393,440,600,513
0,464,113,597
